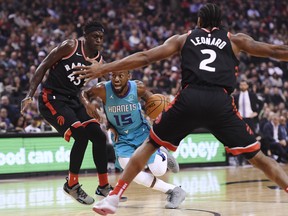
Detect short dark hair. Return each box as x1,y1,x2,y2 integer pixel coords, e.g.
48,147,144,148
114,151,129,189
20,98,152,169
83,21,104,35
198,3,222,28
33,115,42,121
240,79,248,84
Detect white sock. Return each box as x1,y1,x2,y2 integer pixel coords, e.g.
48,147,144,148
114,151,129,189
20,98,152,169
152,177,176,193
118,157,175,193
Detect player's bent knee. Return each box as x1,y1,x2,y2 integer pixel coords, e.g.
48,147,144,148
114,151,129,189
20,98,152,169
86,123,106,143
118,157,129,170
70,126,89,142
148,154,167,176
134,172,155,187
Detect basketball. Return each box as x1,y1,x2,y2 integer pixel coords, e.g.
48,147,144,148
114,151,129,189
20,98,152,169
145,94,170,119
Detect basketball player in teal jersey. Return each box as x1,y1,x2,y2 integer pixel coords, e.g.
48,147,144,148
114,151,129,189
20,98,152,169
80,71,185,209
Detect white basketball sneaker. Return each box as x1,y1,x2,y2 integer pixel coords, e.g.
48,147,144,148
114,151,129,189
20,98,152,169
165,186,186,209
92,194,119,215
160,147,180,173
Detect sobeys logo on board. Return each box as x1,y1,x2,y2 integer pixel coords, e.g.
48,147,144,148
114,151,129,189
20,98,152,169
173,136,221,161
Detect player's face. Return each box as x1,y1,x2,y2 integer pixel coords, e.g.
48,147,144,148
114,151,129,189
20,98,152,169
111,71,130,94
86,31,104,51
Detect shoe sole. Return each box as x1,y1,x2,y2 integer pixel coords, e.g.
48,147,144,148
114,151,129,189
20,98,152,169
165,189,186,209
93,206,116,215
165,196,185,209
96,194,128,202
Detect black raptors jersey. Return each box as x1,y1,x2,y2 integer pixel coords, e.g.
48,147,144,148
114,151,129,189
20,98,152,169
181,28,239,93
43,39,102,96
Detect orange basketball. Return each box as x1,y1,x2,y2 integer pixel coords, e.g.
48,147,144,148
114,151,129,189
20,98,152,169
145,94,170,119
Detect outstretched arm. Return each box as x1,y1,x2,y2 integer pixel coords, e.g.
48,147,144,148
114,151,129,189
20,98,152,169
21,39,77,114
231,33,288,61
74,33,188,81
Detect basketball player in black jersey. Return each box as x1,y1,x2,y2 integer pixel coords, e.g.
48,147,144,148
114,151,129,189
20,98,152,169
20,21,114,205
75,4,288,214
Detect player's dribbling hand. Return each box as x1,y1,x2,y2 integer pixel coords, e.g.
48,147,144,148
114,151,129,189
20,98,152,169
20,97,33,116
73,57,104,84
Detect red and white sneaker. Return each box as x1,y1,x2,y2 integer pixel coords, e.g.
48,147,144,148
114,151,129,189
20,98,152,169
92,194,119,215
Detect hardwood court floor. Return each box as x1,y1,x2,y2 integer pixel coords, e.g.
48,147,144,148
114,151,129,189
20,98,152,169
1,164,288,216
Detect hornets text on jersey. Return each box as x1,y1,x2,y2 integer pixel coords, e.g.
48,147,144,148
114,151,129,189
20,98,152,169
104,80,149,135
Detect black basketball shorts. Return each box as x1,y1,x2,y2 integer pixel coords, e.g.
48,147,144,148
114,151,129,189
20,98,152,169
149,85,260,159
38,89,99,142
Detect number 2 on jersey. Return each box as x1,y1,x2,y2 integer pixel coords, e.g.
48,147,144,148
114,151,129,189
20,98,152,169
199,49,216,72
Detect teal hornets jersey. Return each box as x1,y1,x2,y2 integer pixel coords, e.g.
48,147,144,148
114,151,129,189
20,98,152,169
104,80,150,136
105,80,156,164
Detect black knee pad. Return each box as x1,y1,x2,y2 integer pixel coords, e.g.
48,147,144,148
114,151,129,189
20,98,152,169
70,126,89,142
85,123,106,144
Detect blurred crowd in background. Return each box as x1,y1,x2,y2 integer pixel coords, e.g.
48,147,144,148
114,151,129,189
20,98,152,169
0,0,288,162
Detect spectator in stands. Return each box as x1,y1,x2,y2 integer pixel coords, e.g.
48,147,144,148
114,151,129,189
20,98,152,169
9,75,23,104
259,105,272,134
0,95,19,123
0,51,8,70
24,115,42,133
0,65,5,94
12,115,27,133
0,107,13,132
262,86,273,105
262,113,288,163
269,72,283,88
156,71,172,94
270,87,285,107
279,115,288,144
234,79,263,135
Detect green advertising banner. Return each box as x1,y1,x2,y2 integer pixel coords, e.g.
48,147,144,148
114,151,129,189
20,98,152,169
0,137,94,174
0,133,227,175
172,133,226,164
